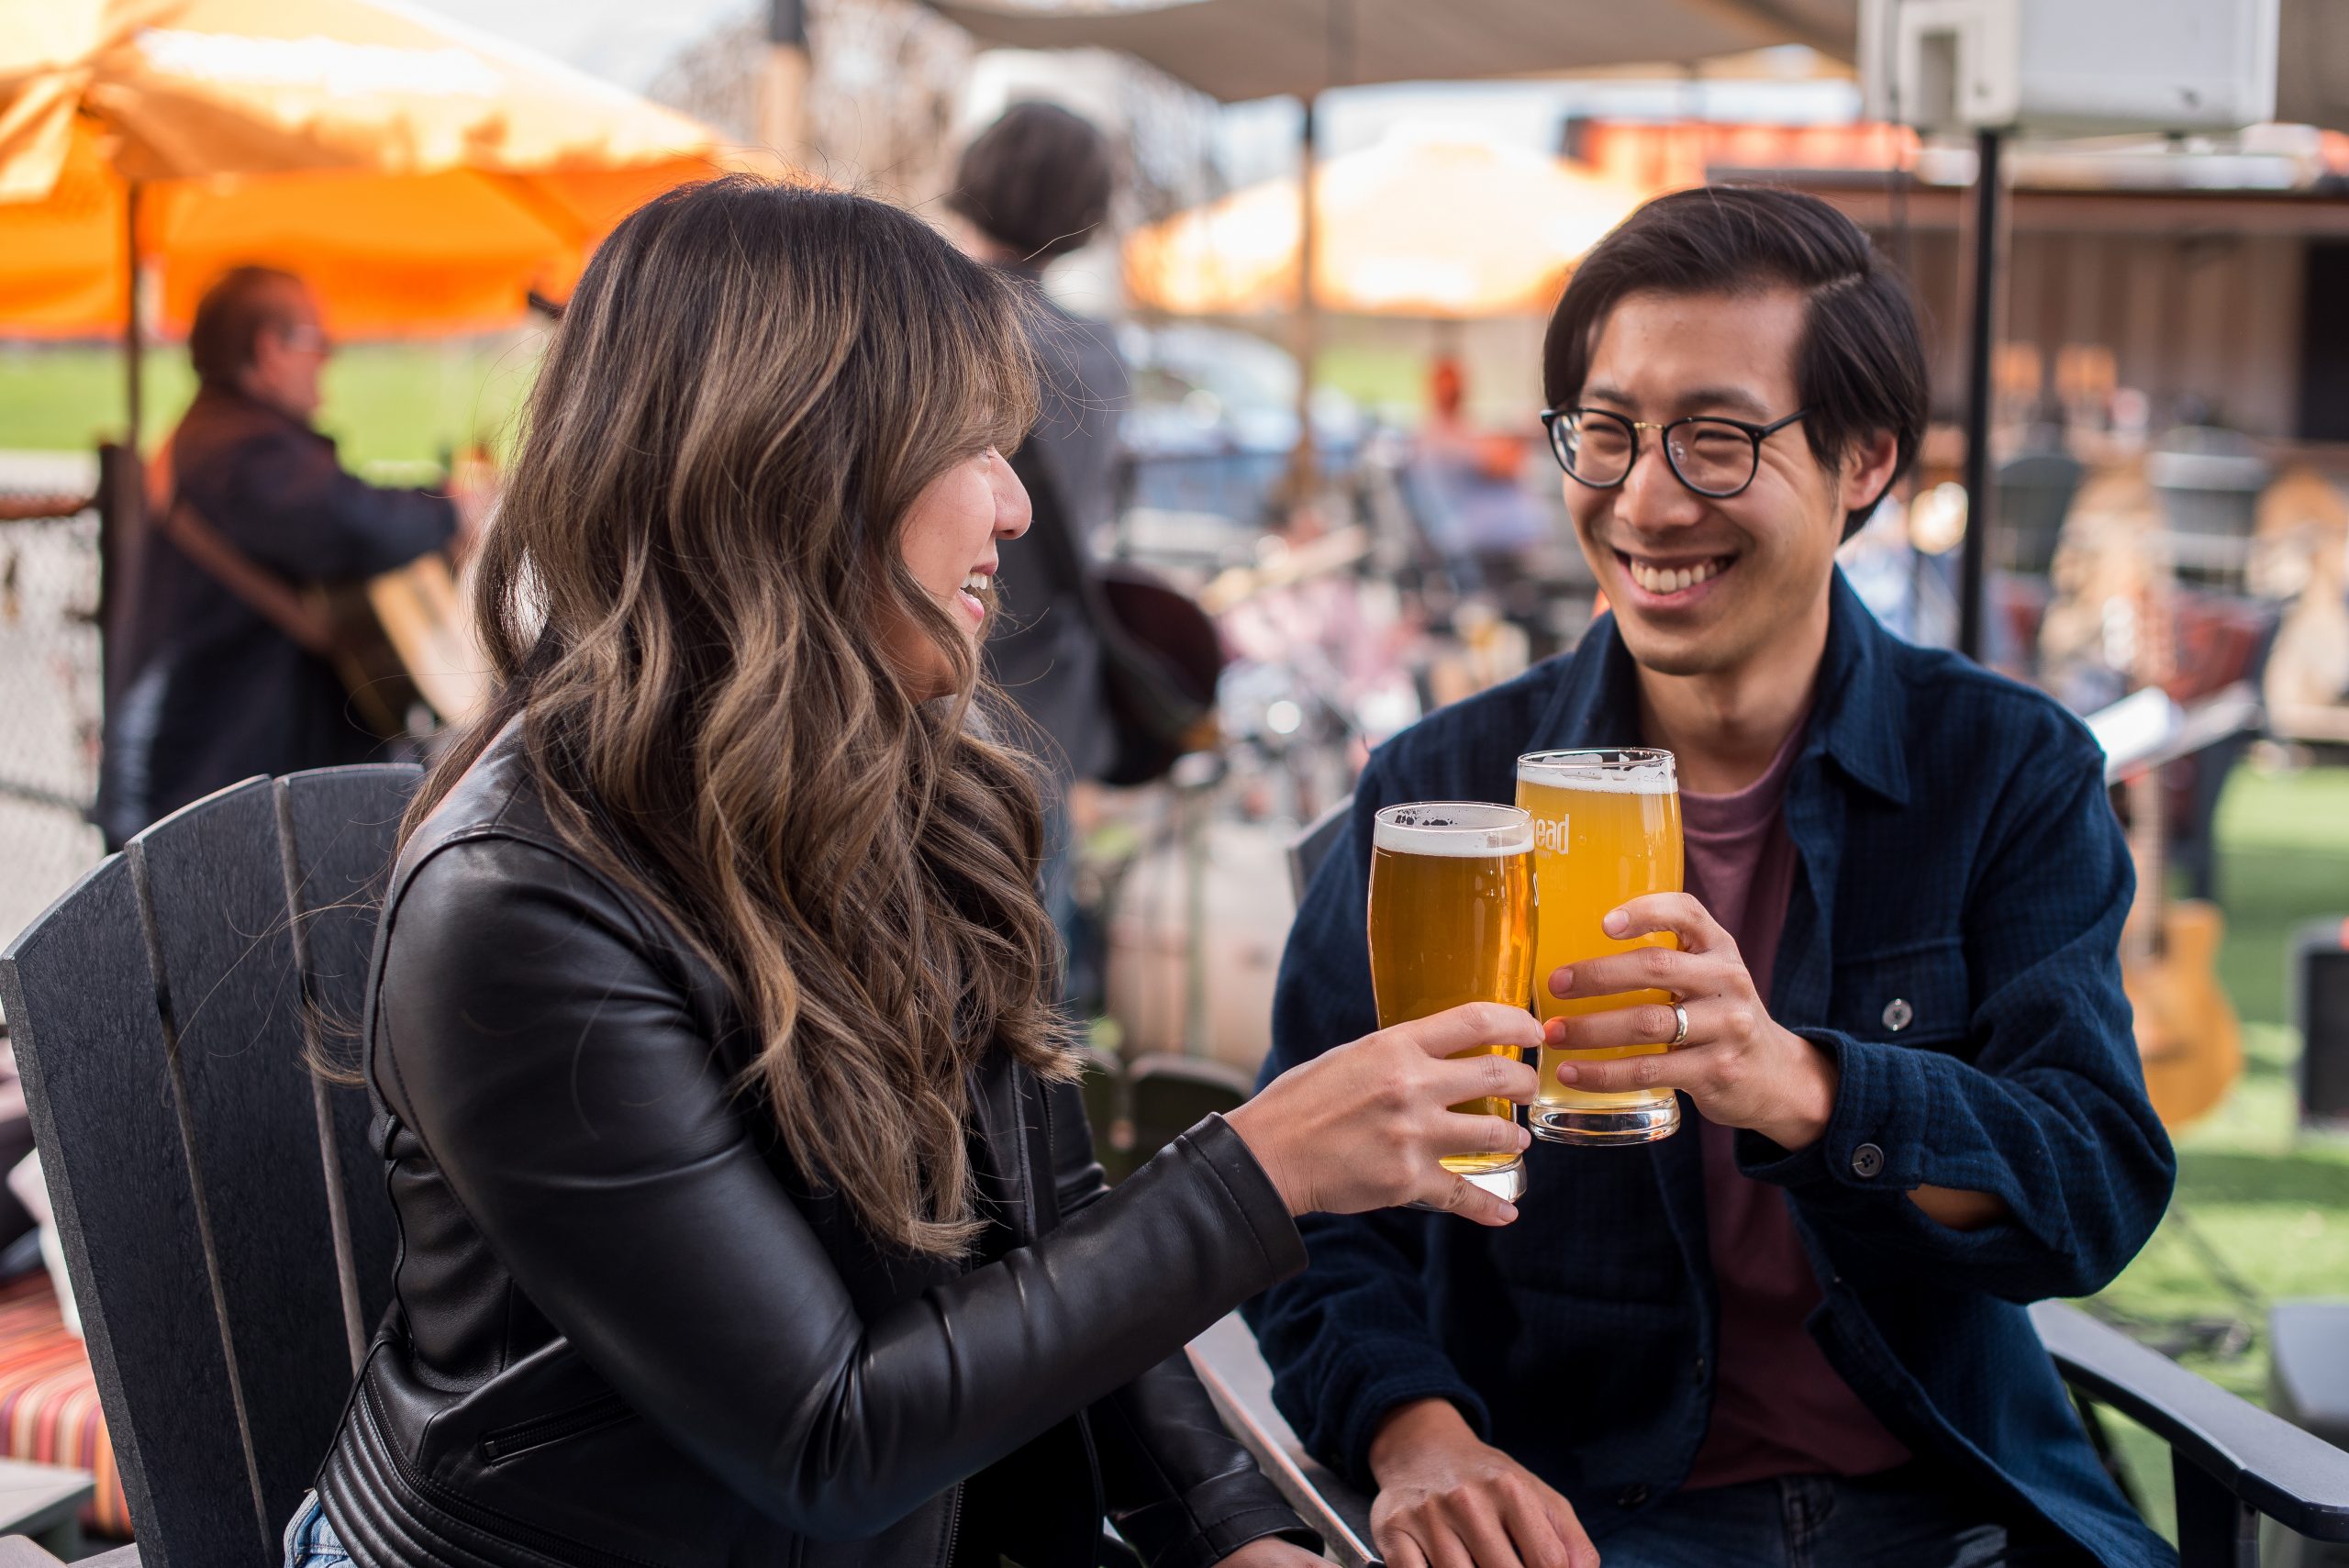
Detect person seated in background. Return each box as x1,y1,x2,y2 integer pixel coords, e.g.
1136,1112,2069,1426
1252,187,2176,1568
96,265,470,846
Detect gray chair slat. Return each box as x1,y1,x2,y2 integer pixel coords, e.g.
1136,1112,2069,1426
1126,1054,1255,1168
276,765,420,1366
1288,796,1353,906
130,780,348,1562
0,858,254,1568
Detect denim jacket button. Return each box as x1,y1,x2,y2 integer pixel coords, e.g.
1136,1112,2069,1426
1882,997,1914,1032
1617,1484,1651,1509
1852,1142,1886,1179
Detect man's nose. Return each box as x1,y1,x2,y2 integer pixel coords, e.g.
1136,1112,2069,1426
1613,438,1704,534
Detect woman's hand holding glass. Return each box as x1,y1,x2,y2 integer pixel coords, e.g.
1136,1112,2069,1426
1226,1003,1542,1227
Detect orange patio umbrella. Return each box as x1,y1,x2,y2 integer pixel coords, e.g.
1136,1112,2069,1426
0,0,786,448
1125,131,1656,320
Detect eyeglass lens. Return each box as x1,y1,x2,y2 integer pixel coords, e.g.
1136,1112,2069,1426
1553,413,1759,497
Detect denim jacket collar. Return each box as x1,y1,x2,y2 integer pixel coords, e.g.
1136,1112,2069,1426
1525,569,1911,809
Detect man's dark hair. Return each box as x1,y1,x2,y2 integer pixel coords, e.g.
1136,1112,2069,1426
1542,186,1928,536
188,265,304,390
946,102,1114,266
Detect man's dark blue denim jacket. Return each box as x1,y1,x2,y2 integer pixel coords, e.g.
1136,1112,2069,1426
1249,573,2178,1567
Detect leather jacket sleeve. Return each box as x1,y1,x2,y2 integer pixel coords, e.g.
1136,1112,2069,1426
372,833,1308,1542
1046,1082,1320,1568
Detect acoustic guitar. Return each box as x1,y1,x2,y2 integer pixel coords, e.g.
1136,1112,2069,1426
146,448,492,740
2103,579,2243,1131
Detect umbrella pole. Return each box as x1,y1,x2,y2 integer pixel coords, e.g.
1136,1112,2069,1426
124,182,141,462
1286,95,1319,511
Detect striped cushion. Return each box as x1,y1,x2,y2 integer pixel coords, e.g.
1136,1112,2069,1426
0,1270,129,1536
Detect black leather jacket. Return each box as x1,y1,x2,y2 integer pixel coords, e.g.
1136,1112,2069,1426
315,730,1318,1568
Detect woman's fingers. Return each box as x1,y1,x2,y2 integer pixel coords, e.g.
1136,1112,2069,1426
1432,1108,1531,1158
1421,1171,1520,1228
1402,1002,1545,1058
1427,1050,1542,1106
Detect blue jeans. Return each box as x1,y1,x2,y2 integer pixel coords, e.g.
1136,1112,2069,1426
282,1490,349,1568
1596,1466,2082,1568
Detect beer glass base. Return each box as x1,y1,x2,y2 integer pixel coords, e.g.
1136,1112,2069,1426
1530,1100,1679,1145
1411,1158,1527,1207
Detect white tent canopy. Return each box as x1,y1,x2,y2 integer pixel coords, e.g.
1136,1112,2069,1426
922,0,1854,104
925,0,2349,133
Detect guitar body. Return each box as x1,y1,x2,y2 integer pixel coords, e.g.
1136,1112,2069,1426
312,555,492,741
2125,898,2243,1130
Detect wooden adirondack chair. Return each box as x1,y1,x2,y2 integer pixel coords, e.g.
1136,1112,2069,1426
0,765,420,1567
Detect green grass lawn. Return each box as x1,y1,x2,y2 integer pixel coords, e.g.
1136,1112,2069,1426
0,340,540,470
2085,760,2349,1539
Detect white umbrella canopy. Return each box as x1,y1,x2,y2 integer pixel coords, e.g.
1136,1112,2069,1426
1126,131,1653,317
921,0,1856,103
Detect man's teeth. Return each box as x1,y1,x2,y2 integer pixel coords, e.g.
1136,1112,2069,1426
1628,558,1724,595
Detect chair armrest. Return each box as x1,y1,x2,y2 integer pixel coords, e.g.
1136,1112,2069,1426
2032,1301,2349,1541
1187,1316,1383,1568
0,1541,137,1567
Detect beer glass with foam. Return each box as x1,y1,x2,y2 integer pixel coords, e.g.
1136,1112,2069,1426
1514,749,1685,1144
1367,802,1536,1200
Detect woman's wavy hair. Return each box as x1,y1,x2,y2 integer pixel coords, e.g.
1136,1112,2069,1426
405,176,1079,1257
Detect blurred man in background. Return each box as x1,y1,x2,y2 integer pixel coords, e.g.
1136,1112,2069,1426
96,266,465,847
948,102,1129,981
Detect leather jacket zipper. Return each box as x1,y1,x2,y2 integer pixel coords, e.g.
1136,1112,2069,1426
942,1482,963,1568
481,1390,635,1464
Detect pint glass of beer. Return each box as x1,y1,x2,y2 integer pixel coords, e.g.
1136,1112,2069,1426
1367,802,1536,1200
1514,750,1685,1144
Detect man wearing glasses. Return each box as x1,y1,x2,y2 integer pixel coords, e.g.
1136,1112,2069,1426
1253,188,2176,1568
97,267,471,845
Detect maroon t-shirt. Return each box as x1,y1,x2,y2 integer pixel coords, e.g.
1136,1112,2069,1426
1673,717,1912,1488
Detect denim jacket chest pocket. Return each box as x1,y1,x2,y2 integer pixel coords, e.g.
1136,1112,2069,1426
1828,937,1972,1053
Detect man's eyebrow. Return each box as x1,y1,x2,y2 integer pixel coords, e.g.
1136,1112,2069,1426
1678,385,1774,418
1575,384,1776,419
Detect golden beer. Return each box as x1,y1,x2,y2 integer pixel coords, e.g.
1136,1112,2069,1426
1515,750,1685,1143
1367,803,1535,1199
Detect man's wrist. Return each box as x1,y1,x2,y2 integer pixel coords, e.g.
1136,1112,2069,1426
1367,1396,1473,1481
1753,1028,1839,1151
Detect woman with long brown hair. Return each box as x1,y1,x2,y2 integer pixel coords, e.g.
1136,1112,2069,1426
289,176,1540,1568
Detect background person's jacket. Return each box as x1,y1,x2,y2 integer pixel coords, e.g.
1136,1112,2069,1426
1250,573,2179,1568
987,279,1124,786
314,725,1319,1568
96,386,455,843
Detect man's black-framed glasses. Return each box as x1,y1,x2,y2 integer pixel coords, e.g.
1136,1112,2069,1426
1538,406,1810,499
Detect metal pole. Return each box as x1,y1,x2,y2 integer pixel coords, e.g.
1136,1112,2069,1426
1958,128,2002,662
1287,94,1319,506
758,0,809,157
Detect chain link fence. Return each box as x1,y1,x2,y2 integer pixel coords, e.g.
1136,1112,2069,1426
0,452,105,959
